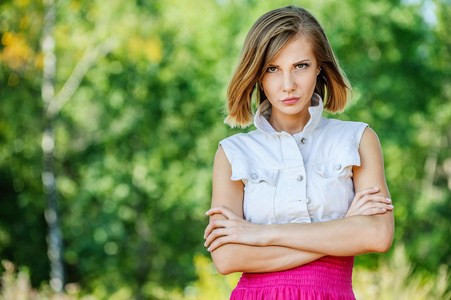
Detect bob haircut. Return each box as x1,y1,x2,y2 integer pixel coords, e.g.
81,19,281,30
225,6,351,128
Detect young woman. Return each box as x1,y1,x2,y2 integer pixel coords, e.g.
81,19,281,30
204,6,394,299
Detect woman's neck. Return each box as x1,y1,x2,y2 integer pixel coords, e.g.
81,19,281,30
269,109,311,135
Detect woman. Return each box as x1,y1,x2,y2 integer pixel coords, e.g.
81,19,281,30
204,6,394,299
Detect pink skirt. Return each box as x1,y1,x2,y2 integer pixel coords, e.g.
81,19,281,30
230,256,355,300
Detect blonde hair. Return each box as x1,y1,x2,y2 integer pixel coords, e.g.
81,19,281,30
225,6,351,128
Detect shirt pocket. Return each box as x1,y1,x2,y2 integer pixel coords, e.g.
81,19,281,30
312,156,357,220
233,162,279,225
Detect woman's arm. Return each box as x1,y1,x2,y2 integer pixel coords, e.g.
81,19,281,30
209,146,323,274
205,128,394,256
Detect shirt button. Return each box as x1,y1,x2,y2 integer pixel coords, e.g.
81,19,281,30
250,173,258,180
301,220,309,223
300,138,307,144
297,175,304,182
306,197,311,204
335,164,342,170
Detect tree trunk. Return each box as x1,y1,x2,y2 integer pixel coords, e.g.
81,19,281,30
41,0,65,293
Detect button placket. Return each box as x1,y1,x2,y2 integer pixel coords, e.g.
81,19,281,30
280,133,304,165
295,169,311,223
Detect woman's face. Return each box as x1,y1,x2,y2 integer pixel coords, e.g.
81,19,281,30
261,35,320,122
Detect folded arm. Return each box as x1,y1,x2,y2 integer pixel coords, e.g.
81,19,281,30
208,146,323,275
206,128,394,273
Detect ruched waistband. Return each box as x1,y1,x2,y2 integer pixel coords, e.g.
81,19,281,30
235,256,354,291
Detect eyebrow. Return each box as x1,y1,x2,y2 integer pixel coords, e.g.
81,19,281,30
267,59,312,67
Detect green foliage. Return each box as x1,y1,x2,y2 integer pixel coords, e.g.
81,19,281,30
0,0,450,298
353,245,450,300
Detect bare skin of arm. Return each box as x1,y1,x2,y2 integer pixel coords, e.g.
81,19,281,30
205,128,394,273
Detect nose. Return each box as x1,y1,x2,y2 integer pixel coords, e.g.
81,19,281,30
282,72,296,92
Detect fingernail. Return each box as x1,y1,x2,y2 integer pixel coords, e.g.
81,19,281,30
207,247,211,252
205,210,210,215
381,208,387,212
373,187,379,190
386,198,392,203
388,205,394,209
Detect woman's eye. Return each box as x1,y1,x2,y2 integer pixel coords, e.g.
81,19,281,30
295,64,308,69
266,66,278,73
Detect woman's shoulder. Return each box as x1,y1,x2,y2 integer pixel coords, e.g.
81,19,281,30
219,129,267,148
218,129,276,166
319,117,368,143
321,117,368,130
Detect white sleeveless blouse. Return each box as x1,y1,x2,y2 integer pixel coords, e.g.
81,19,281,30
219,94,368,225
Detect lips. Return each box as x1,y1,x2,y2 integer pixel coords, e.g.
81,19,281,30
281,97,299,105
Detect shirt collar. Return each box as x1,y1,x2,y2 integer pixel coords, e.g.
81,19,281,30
254,93,323,135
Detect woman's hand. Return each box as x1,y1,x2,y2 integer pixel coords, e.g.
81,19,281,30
345,187,394,217
204,206,265,252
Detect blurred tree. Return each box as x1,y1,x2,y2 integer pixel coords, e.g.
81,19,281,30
40,0,65,292
40,0,120,292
